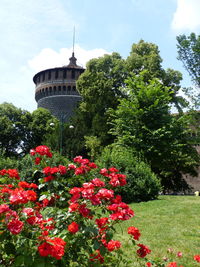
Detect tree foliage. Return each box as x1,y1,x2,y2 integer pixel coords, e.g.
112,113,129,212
177,33,200,87
0,103,58,157
71,52,127,152
109,72,199,191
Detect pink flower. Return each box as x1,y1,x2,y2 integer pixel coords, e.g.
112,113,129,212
177,251,183,257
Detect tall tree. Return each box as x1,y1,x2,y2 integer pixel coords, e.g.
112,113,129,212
127,40,186,111
177,33,200,88
109,72,199,191
75,52,127,148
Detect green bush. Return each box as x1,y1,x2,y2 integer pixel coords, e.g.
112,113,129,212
97,145,161,203
0,151,17,169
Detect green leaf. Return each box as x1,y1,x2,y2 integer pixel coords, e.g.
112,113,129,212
93,239,100,250
15,255,25,266
4,242,16,255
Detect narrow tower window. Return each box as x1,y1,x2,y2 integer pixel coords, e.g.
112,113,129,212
55,70,58,79
63,69,67,79
48,71,51,80
72,70,75,79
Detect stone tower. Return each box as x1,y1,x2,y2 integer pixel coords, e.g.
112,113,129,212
33,52,85,122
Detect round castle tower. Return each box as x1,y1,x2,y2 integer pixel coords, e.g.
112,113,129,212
33,52,84,122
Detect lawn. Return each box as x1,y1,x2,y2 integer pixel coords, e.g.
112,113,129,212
114,195,200,266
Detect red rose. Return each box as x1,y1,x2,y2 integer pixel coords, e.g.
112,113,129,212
137,244,151,258
7,219,24,235
127,226,141,240
68,222,79,234
106,240,121,251
194,255,200,262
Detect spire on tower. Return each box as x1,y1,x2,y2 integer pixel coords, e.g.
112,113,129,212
68,26,77,66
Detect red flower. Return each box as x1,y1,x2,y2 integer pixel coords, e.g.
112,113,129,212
7,169,20,180
194,255,200,262
90,250,104,263
106,240,121,251
88,162,97,169
95,217,109,229
18,181,31,188
146,263,152,267
68,222,79,233
68,203,80,212
22,208,34,216
127,226,141,240
74,167,86,175
137,244,151,258
58,165,67,175
79,204,92,218
91,178,105,187
7,219,24,235
30,149,36,156
168,263,176,267
38,242,52,257
44,175,55,182
38,237,66,260
96,188,114,200
73,156,83,163
0,204,10,214
108,203,134,221
35,145,52,158
100,168,108,176
67,164,76,170
26,216,39,225
108,167,119,173
35,157,41,165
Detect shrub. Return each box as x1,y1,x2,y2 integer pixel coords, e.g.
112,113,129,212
97,145,161,203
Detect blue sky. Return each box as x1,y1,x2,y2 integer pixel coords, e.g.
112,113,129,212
0,0,200,112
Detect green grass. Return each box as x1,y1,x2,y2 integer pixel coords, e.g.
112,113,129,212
114,195,200,266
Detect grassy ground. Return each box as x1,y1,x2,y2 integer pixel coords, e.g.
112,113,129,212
114,195,200,266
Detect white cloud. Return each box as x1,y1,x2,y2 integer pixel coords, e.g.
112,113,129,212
172,0,200,32
28,45,111,72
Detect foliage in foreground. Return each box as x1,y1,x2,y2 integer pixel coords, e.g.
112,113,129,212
0,145,152,266
0,147,200,267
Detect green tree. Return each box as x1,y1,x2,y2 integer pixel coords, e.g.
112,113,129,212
74,52,127,149
109,72,199,191
28,108,58,151
127,40,186,111
0,103,58,157
177,33,200,87
0,103,31,156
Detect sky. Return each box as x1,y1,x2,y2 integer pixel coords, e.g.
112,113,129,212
0,0,200,112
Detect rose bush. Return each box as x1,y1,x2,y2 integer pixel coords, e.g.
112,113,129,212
0,145,151,266
0,145,199,266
